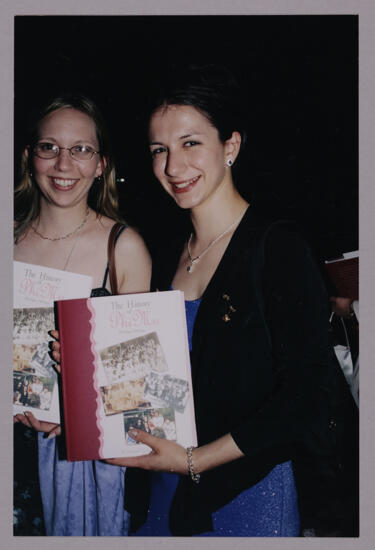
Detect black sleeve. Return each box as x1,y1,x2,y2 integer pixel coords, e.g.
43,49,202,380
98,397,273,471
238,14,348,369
231,225,335,456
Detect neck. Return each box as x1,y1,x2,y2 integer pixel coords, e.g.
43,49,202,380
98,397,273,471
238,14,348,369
190,186,249,245
34,200,91,239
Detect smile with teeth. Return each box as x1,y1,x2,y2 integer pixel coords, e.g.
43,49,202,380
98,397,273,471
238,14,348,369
171,175,200,192
51,177,78,188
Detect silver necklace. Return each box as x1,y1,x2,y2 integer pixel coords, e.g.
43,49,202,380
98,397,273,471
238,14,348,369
61,231,82,271
187,212,244,274
32,207,90,241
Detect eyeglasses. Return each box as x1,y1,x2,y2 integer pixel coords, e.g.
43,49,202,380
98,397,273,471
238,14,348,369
32,142,100,161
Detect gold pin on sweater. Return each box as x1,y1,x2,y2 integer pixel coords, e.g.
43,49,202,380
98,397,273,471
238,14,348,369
222,294,237,322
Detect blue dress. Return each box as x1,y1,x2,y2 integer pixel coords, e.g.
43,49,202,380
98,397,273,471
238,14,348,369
37,437,128,535
37,228,130,536
133,297,300,537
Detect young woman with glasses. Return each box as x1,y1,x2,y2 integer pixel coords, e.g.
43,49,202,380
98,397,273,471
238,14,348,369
13,94,151,535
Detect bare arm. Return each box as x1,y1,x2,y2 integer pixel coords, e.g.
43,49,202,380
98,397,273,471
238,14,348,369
106,429,244,475
114,226,152,294
330,296,355,319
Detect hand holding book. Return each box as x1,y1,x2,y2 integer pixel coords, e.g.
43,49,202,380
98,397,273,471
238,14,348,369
14,410,61,439
49,330,61,371
106,428,190,474
329,296,356,319
105,431,244,476
38,329,245,476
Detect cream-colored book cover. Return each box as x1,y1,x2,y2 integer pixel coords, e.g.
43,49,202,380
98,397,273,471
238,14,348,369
13,261,92,423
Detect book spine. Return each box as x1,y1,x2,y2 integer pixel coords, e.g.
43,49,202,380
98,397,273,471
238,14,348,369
57,298,102,461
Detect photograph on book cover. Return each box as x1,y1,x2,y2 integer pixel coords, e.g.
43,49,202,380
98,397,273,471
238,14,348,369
100,332,168,384
1,0,374,548
13,308,60,422
123,407,177,444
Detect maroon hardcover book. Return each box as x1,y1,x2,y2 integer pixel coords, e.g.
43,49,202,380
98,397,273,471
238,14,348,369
57,298,102,461
325,254,358,300
57,291,197,462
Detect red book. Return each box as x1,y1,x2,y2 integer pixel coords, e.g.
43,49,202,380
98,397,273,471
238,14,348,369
57,290,197,461
325,251,359,300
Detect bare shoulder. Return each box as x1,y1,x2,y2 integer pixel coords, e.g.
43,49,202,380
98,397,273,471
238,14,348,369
112,223,152,294
114,224,150,257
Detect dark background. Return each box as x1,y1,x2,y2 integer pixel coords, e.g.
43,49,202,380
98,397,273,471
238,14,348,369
14,15,358,270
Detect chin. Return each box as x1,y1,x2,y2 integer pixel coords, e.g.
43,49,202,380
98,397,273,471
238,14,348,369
173,192,203,211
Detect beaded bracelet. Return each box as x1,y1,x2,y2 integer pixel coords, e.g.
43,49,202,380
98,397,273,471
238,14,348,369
186,446,201,483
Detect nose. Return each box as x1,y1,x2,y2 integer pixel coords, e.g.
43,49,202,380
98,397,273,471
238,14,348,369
54,148,73,171
164,149,186,177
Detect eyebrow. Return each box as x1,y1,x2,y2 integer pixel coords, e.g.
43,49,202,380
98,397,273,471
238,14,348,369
149,132,203,146
37,136,97,146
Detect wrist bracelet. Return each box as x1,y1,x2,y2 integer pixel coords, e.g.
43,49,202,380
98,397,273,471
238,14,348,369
186,446,201,484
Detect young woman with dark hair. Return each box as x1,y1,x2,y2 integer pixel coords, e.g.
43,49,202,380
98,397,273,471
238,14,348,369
105,64,358,538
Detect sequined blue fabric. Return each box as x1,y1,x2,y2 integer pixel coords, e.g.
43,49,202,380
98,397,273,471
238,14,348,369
133,297,300,537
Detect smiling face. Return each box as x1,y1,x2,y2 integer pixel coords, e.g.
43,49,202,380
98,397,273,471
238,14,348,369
28,107,103,210
149,105,238,210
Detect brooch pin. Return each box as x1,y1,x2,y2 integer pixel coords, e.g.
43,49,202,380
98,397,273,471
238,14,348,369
222,293,236,322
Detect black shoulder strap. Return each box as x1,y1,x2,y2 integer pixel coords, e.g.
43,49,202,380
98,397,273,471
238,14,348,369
101,223,128,291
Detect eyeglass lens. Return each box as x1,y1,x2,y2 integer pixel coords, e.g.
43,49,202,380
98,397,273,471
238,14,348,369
33,143,96,160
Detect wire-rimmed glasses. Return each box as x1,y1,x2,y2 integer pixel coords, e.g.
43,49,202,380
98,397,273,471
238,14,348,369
32,142,99,161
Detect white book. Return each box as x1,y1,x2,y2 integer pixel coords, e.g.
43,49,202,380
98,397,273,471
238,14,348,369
13,261,92,423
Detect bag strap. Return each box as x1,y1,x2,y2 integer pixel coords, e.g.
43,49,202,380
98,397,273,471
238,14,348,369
107,222,125,295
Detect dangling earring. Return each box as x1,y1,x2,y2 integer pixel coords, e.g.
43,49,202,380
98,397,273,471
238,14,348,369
226,159,233,167
28,170,33,178
95,175,103,183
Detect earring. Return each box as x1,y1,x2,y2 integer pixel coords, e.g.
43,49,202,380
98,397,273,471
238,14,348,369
226,159,233,167
28,170,33,178
95,175,103,183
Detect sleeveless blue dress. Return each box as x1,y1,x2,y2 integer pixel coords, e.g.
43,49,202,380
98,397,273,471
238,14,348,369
133,297,300,537
37,226,129,536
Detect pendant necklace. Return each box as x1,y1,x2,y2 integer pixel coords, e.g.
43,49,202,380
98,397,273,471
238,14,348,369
61,231,82,271
31,207,90,271
186,211,244,274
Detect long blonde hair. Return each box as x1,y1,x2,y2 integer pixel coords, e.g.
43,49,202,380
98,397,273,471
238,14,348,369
14,94,123,243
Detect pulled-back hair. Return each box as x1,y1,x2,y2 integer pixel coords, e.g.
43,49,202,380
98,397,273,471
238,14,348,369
14,93,122,243
148,64,248,157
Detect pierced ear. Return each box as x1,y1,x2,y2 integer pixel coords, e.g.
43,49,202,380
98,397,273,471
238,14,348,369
95,157,106,178
224,131,241,165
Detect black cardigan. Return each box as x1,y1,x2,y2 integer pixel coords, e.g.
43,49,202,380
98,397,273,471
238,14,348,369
125,207,358,536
